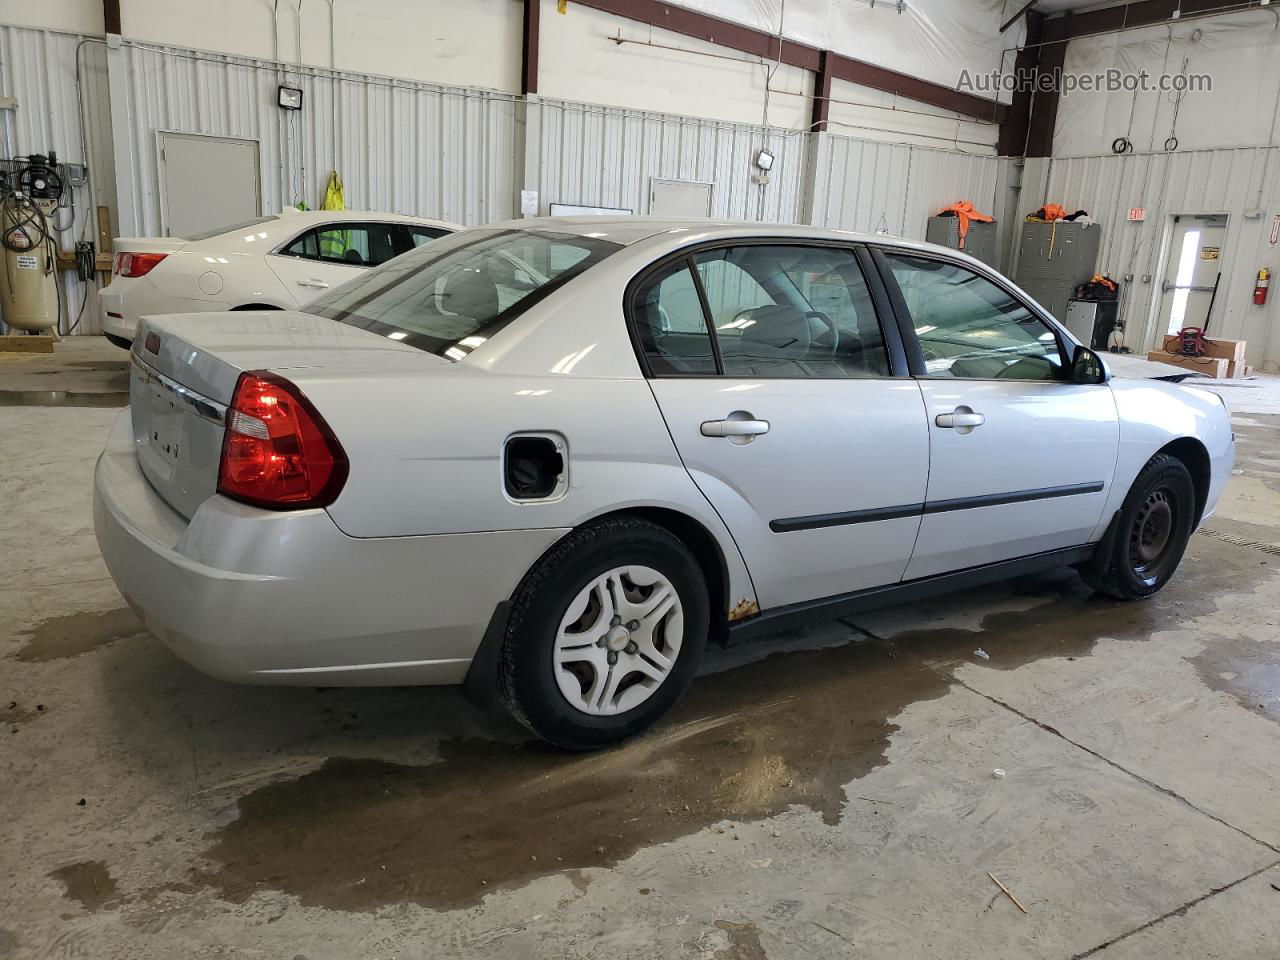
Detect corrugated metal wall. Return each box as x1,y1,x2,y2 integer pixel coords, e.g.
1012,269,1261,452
528,97,806,222
0,26,111,334
812,134,1000,240
116,40,521,234
0,23,1018,339
1041,148,1280,368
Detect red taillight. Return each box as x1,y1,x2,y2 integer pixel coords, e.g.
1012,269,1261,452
217,372,348,510
113,252,168,277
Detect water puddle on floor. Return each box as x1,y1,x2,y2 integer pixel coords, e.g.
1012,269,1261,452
1191,636,1280,724
15,608,143,662
0,390,128,408
191,536,1273,913
713,921,767,959
49,861,118,912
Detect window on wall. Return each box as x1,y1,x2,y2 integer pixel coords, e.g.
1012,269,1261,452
1167,229,1202,335
631,244,890,379
885,252,1064,381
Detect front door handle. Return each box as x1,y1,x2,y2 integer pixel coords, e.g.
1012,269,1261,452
935,407,985,433
701,414,770,444
297,278,330,289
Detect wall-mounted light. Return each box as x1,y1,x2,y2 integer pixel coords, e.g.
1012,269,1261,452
277,85,303,110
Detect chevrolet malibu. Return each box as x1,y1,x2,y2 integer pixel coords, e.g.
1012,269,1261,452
94,218,1235,750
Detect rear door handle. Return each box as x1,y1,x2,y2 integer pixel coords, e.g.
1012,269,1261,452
935,408,985,430
297,278,330,289
701,416,770,443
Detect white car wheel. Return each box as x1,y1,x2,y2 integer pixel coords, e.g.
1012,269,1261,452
553,565,684,716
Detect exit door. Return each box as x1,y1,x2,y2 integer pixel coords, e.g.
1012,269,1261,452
1155,214,1228,346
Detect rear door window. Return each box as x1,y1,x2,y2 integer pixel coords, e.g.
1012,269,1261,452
632,244,891,379
282,222,401,267
632,261,718,375
406,225,451,248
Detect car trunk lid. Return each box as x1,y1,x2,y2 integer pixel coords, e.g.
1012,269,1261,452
130,311,448,519
113,237,189,255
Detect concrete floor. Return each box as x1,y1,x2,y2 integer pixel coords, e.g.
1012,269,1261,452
2,337,1278,960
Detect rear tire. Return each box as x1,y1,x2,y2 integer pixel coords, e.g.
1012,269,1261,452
1081,452,1196,600
498,518,709,751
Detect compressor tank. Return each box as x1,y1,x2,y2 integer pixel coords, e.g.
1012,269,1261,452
0,192,59,334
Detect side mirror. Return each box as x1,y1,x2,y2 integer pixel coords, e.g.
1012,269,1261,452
1071,345,1111,385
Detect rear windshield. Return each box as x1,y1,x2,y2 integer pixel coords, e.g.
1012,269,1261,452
308,229,622,360
183,215,279,241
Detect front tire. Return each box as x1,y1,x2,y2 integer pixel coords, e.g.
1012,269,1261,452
498,518,710,750
1081,452,1196,600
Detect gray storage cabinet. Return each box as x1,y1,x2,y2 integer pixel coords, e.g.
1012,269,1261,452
1012,221,1101,322
926,216,997,268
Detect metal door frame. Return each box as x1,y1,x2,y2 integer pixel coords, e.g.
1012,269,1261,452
648,177,714,218
1144,211,1230,351
155,131,263,238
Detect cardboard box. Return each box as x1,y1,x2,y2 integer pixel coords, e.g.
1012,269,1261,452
1161,334,1246,362
1147,350,1229,378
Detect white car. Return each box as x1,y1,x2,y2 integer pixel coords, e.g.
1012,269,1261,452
99,210,460,347
94,218,1235,750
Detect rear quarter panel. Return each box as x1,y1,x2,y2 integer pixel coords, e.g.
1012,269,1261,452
295,369,758,616
148,250,296,310
1091,379,1233,538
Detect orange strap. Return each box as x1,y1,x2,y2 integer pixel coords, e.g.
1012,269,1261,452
939,201,994,249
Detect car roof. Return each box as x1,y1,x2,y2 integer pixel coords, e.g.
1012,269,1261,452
178,210,464,248
478,215,968,259
272,210,463,230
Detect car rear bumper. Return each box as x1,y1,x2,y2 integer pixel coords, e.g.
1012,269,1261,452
99,279,229,343
93,409,567,686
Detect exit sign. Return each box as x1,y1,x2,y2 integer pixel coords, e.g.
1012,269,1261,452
1127,207,1146,221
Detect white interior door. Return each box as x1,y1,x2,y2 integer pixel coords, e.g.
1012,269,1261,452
649,178,713,218
159,132,261,238
1153,214,1228,348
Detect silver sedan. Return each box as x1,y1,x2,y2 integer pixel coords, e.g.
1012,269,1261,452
95,218,1235,749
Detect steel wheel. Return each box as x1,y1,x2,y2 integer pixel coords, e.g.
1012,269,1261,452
1129,486,1176,577
552,565,684,716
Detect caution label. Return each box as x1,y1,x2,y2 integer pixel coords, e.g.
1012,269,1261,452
1200,246,1220,261
15,254,38,269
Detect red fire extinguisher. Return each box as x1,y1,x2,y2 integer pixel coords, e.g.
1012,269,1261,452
1255,267,1271,305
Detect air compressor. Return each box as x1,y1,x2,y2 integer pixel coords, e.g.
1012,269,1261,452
0,152,63,335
